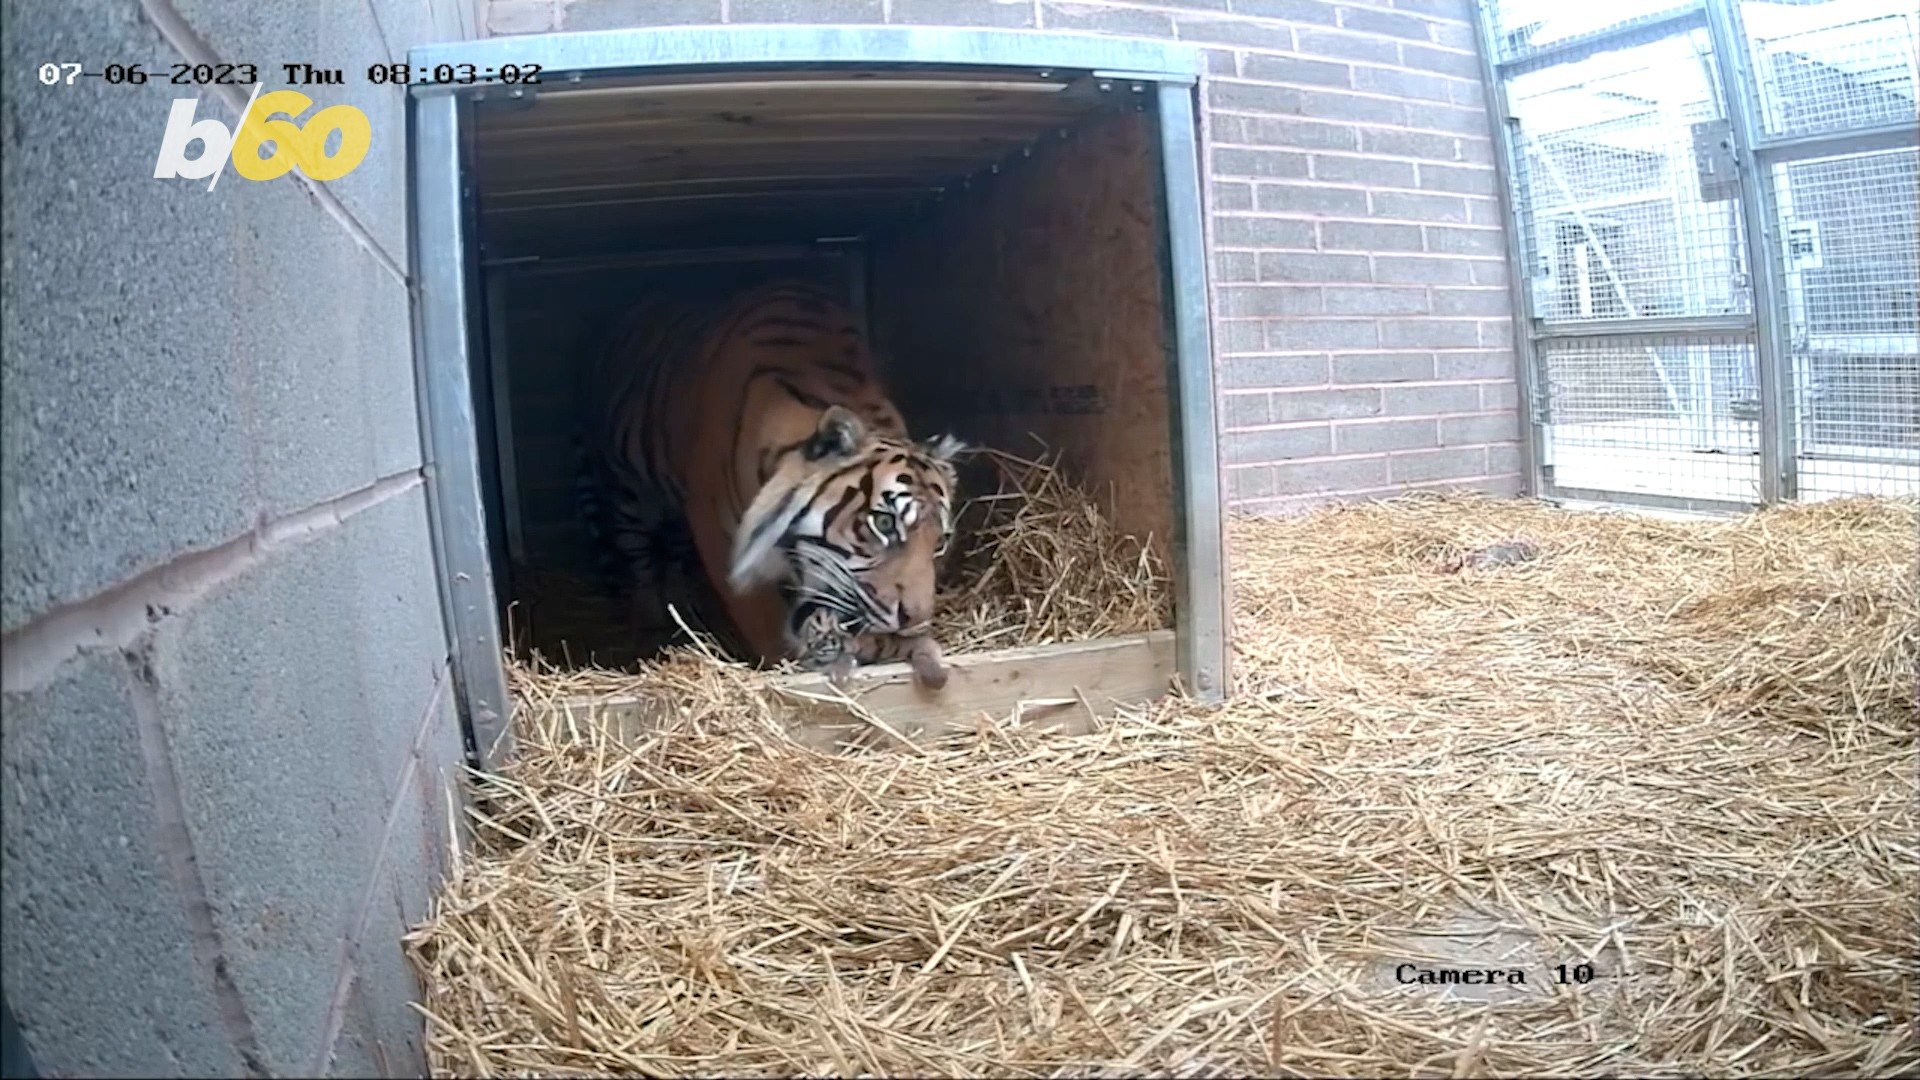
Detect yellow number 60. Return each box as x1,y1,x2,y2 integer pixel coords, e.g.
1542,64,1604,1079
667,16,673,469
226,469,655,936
232,90,372,183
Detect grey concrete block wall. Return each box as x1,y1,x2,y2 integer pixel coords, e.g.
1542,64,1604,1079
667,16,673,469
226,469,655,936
2,1,470,1076
481,0,1526,514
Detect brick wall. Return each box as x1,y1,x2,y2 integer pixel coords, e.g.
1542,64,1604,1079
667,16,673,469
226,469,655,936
482,0,1525,513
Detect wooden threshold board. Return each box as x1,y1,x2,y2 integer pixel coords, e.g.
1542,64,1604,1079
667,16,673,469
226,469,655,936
556,629,1175,753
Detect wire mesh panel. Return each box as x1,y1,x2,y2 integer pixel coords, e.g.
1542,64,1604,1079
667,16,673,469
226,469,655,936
1539,334,1765,503
1481,0,1918,510
1506,32,1752,324
1767,146,1920,499
1740,0,1920,138
1488,0,1703,63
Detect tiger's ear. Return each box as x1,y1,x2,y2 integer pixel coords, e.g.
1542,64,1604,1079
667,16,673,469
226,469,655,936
803,405,866,461
921,433,969,463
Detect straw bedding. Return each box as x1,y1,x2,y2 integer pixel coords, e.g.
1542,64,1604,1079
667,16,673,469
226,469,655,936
406,489,1918,1079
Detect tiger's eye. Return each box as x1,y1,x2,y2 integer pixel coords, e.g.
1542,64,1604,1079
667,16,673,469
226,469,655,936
867,509,896,539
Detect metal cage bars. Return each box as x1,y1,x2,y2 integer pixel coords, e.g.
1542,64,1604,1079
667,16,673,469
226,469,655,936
1476,0,1920,511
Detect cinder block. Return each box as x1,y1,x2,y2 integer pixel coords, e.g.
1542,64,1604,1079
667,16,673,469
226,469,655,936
347,488,460,807
1228,466,1277,502
1172,15,1294,50
732,0,885,21
1482,381,1521,410
426,0,475,38
1041,2,1172,35
1,653,242,1077
1323,285,1429,315
1258,251,1370,283
1222,285,1324,317
563,0,724,28
1449,77,1487,108
1431,287,1510,316
1333,417,1439,453
1214,147,1311,179
367,0,455,56
1361,127,1463,162
1456,136,1496,164
1372,190,1471,224
887,0,1034,25
1226,425,1333,464
1389,446,1488,483
1384,382,1482,415
1332,352,1435,384
1338,5,1434,40
1215,215,1316,248
1242,116,1361,151
252,213,418,509
1393,0,1472,18
1217,319,1269,353
144,3,422,507
1242,54,1352,88
488,0,555,32
144,521,402,1076
1223,393,1273,429
1267,318,1381,351
1321,220,1424,253
1298,89,1407,125
1257,183,1368,216
1213,181,1254,211
1270,386,1383,422
1208,81,1305,115
1216,251,1259,281
1417,104,1498,136
1430,21,1478,50
1374,254,1474,285
1354,65,1454,102
1398,42,1483,78
1296,28,1400,63
1435,350,1517,380
1486,443,1524,476
346,684,461,1077
1469,259,1509,286
1441,412,1523,445
171,0,409,260
1272,455,1391,495
1203,48,1239,75
1381,318,1481,347
1312,155,1418,187
1230,0,1337,23
1,4,263,631
1418,163,1500,195
1479,319,1516,346
1221,355,1331,389
1425,226,1505,256
1468,198,1503,226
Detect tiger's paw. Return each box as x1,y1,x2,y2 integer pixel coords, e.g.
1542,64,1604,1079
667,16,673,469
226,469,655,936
905,636,949,691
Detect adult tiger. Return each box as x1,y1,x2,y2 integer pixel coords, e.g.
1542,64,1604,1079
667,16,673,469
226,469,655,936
580,279,964,688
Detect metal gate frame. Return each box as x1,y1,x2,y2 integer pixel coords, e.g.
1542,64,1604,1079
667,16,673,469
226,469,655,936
406,27,1224,770
1474,0,1920,513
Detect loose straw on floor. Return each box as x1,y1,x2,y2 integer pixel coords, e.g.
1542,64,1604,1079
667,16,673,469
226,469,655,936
407,492,1919,1079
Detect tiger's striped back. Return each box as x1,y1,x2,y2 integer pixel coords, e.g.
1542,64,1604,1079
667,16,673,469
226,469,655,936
583,279,964,674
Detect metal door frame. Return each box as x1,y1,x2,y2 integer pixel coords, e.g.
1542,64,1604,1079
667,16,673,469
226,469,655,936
408,27,1223,770
1476,0,1920,513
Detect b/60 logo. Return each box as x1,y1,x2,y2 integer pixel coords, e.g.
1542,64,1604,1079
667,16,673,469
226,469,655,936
153,87,370,186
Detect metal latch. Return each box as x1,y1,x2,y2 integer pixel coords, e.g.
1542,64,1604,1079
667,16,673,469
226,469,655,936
1691,118,1739,203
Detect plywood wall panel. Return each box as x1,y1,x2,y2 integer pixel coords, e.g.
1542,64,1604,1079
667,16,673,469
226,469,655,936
872,108,1177,571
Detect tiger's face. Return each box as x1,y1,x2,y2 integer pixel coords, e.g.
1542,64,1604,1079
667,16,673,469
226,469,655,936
730,406,964,647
